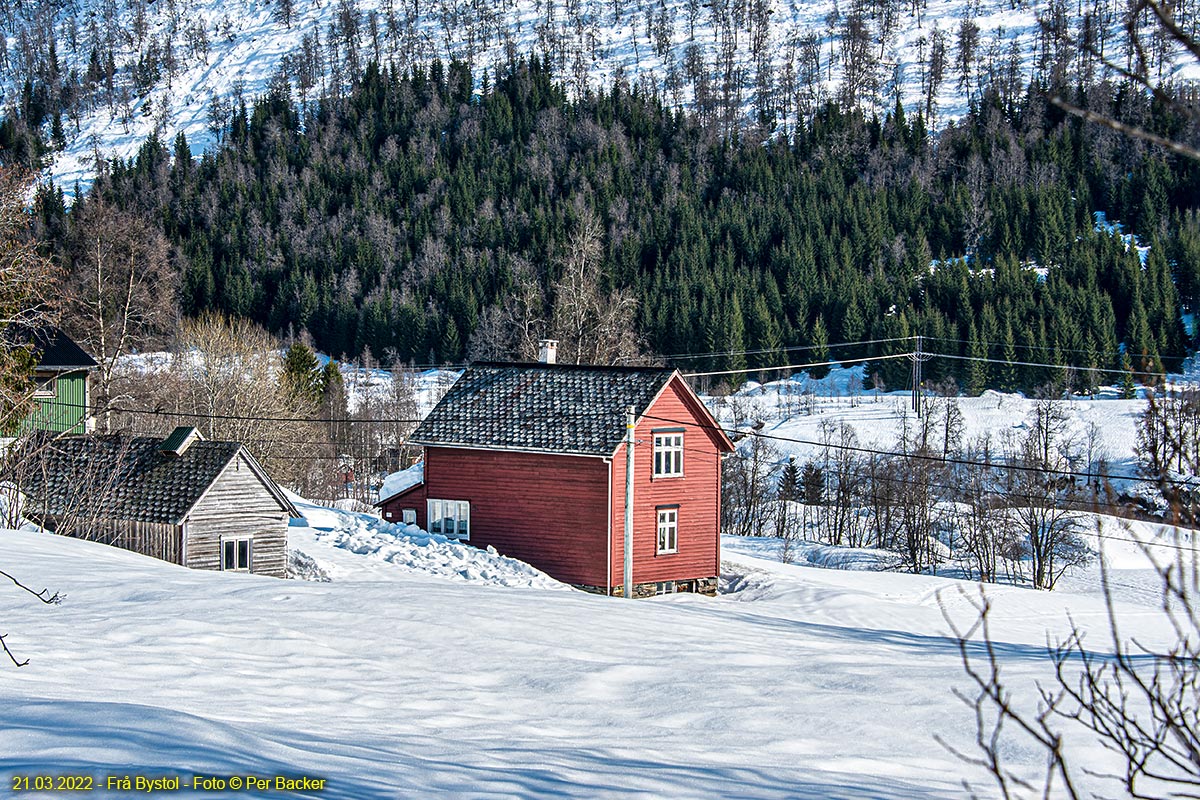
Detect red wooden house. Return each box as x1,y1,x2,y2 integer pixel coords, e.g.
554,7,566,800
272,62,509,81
376,358,734,596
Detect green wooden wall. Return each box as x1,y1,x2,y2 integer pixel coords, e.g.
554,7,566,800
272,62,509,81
19,371,90,435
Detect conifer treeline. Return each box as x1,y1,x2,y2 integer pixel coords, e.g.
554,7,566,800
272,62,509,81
35,57,1200,392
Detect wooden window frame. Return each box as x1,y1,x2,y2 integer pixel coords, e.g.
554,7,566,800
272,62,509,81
652,429,685,478
221,536,252,571
656,506,678,554
31,375,56,399
428,499,470,541
401,508,417,525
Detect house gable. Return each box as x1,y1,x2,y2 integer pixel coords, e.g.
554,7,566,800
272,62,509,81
638,373,735,455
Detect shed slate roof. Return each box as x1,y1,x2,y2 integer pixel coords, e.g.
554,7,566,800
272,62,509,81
410,362,677,457
18,434,292,525
11,326,98,371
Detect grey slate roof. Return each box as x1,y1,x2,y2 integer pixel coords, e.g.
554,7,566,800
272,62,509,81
18,434,278,525
410,362,677,457
11,326,99,371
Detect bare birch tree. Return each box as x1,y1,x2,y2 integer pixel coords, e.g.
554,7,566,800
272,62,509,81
549,212,642,365
0,168,58,433
63,200,177,431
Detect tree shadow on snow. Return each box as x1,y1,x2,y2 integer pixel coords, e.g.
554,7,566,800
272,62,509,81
0,698,960,798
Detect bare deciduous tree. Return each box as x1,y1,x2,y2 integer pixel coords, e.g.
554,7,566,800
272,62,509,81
0,167,64,667
63,199,177,431
943,521,1200,798
110,313,318,487
549,212,642,365
1001,395,1091,590
0,168,58,432
1050,0,1200,161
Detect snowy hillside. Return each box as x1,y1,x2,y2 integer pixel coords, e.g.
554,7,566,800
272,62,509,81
0,523,1177,797
715,366,1149,480
5,0,1199,198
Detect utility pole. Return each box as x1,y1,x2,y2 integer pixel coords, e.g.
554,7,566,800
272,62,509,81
624,405,635,599
909,335,930,417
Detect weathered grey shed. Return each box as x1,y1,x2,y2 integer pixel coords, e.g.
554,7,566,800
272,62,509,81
18,427,298,577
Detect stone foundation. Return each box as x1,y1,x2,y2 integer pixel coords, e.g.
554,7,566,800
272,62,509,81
575,576,718,598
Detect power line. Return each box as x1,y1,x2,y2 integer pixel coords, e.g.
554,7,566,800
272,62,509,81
651,335,916,362
922,334,1157,363
682,351,912,379
929,350,1180,381
642,410,1200,489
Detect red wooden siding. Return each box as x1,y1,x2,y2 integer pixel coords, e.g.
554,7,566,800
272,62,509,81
379,483,428,527
610,376,723,588
423,447,612,587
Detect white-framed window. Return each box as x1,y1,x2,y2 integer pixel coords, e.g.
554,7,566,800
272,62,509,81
653,430,684,477
428,499,470,540
654,581,677,595
656,507,678,554
401,508,417,525
32,376,56,398
221,537,252,571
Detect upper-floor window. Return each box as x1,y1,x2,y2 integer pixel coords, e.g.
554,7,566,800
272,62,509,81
32,376,56,398
653,430,684,477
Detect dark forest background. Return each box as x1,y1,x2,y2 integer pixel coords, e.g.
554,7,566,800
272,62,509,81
16,56,1200,392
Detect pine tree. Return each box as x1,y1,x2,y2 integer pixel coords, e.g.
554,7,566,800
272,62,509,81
1000,318,1018,393
282,341,323,403
801,461,824,505
724,292,747,389
778,456,801,502
809,314,830,380
1119,352,1137,399
965,321,988,396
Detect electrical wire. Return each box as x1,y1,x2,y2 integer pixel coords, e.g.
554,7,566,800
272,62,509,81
648,335,918,362
929,350,1182,381
682,351,912,379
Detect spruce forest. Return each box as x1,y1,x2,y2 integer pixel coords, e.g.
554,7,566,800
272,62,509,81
24,56,1200,392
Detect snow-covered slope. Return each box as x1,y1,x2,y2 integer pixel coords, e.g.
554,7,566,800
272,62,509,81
716,367,1149,481
6,0,1198,199
0,523,1175,797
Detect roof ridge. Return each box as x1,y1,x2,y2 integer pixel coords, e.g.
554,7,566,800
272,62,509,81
470,361,673,374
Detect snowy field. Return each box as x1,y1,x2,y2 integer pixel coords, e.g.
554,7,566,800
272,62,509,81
712,365,1160,483
1,361,1192,795
0,501,1185,798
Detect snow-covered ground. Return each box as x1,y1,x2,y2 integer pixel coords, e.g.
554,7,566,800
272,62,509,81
0,516,1179,798
2,357,1190,794
288,492,566,589
713,365,1155,483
